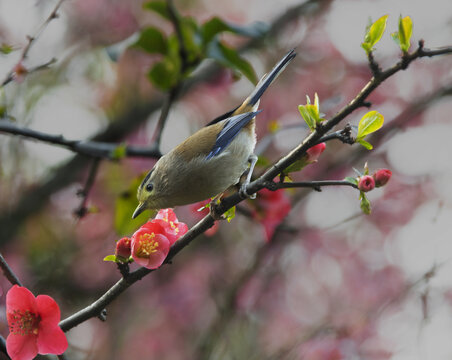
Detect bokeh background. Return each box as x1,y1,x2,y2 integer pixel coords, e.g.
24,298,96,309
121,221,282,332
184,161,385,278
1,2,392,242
1,0,452,359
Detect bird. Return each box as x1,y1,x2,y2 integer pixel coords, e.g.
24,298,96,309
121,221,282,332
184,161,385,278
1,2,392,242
132,49,296,219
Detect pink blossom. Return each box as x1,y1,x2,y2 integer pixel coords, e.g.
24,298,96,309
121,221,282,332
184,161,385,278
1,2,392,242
358,175,375,192
131,225,170,269
153,209,188,245
6,285,68,360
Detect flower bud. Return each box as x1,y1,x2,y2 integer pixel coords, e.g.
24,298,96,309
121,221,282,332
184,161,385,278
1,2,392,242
358,175,375,192
373,169,392,187
306,143,326,163
115,237,131,260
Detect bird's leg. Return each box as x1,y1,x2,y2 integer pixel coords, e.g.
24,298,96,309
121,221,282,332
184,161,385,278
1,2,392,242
239,154,258,200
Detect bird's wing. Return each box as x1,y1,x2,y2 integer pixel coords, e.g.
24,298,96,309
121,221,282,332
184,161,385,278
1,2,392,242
206,111,260,160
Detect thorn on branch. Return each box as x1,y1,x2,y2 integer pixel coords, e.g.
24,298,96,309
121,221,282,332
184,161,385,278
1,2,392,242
362,101,372,108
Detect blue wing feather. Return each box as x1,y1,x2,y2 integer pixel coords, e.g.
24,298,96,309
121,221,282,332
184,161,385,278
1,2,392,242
206,111,261,160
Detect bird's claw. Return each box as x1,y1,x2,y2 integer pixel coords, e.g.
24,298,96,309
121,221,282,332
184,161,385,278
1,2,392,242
239,184,256,200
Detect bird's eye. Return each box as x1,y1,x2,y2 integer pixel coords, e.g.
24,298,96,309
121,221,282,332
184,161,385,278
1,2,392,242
146,183,154,192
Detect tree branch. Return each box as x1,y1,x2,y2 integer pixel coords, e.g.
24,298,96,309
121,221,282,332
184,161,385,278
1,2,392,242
73,158,101,218
0,253,23,286
0,120,162,159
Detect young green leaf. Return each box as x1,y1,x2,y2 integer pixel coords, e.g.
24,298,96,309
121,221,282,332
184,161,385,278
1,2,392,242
298,93,324,131
357,110,384,141
391,15,413,53
133,27,168,55
359,192,371,214
143,1,171,20
357,139,373,150
344,177,359,186
298,105,316,130
103,255,118,262
361,15,389,54
224,206,236,223
283,159,306,174
0,43,14,55
111,143,127,160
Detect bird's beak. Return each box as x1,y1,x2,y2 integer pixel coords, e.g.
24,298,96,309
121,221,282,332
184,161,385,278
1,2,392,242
132,202,146,219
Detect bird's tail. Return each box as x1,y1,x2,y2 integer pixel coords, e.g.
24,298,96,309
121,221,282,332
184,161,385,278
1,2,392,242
234,49,296,114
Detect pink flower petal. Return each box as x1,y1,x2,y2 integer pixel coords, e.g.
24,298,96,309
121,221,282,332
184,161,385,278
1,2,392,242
36,324,68,355
7,285,37,314
36,295,61,327
6,333,38,360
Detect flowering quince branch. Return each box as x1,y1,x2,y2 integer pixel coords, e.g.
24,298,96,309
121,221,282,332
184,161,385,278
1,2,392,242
1,0,65,87
0,254,23,287
59,39,452,333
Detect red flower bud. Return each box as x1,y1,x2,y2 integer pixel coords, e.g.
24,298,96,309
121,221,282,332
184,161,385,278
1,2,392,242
358,175,375,192
373,169,392,187
115,237,131,260
306,143,326,163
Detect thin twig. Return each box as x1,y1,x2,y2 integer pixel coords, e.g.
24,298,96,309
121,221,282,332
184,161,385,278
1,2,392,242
0,120,161,159
73,159,101,218
264,179,358,192
153,86,180,152
0,253,23,286
166,0,190,73
1,0,65,87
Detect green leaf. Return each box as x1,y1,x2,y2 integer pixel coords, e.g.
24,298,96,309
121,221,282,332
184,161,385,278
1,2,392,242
114,175,155,236
201,17,268,45
357,139,373,150
344,177,358,186
283,158,307,174
357,110,384,140
148,58,179,90
178,17,202,65
224,206,236,223
298,105,316,131
0,43,13,55
298,93,324,131
133,27,167,54
398,15,413,52
256,156,271,167
360,192,371,214
111,143,127,160
103,255,118,262
143,1,170,20
361,15,388,53
391,15,413,53
206,41,257,84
